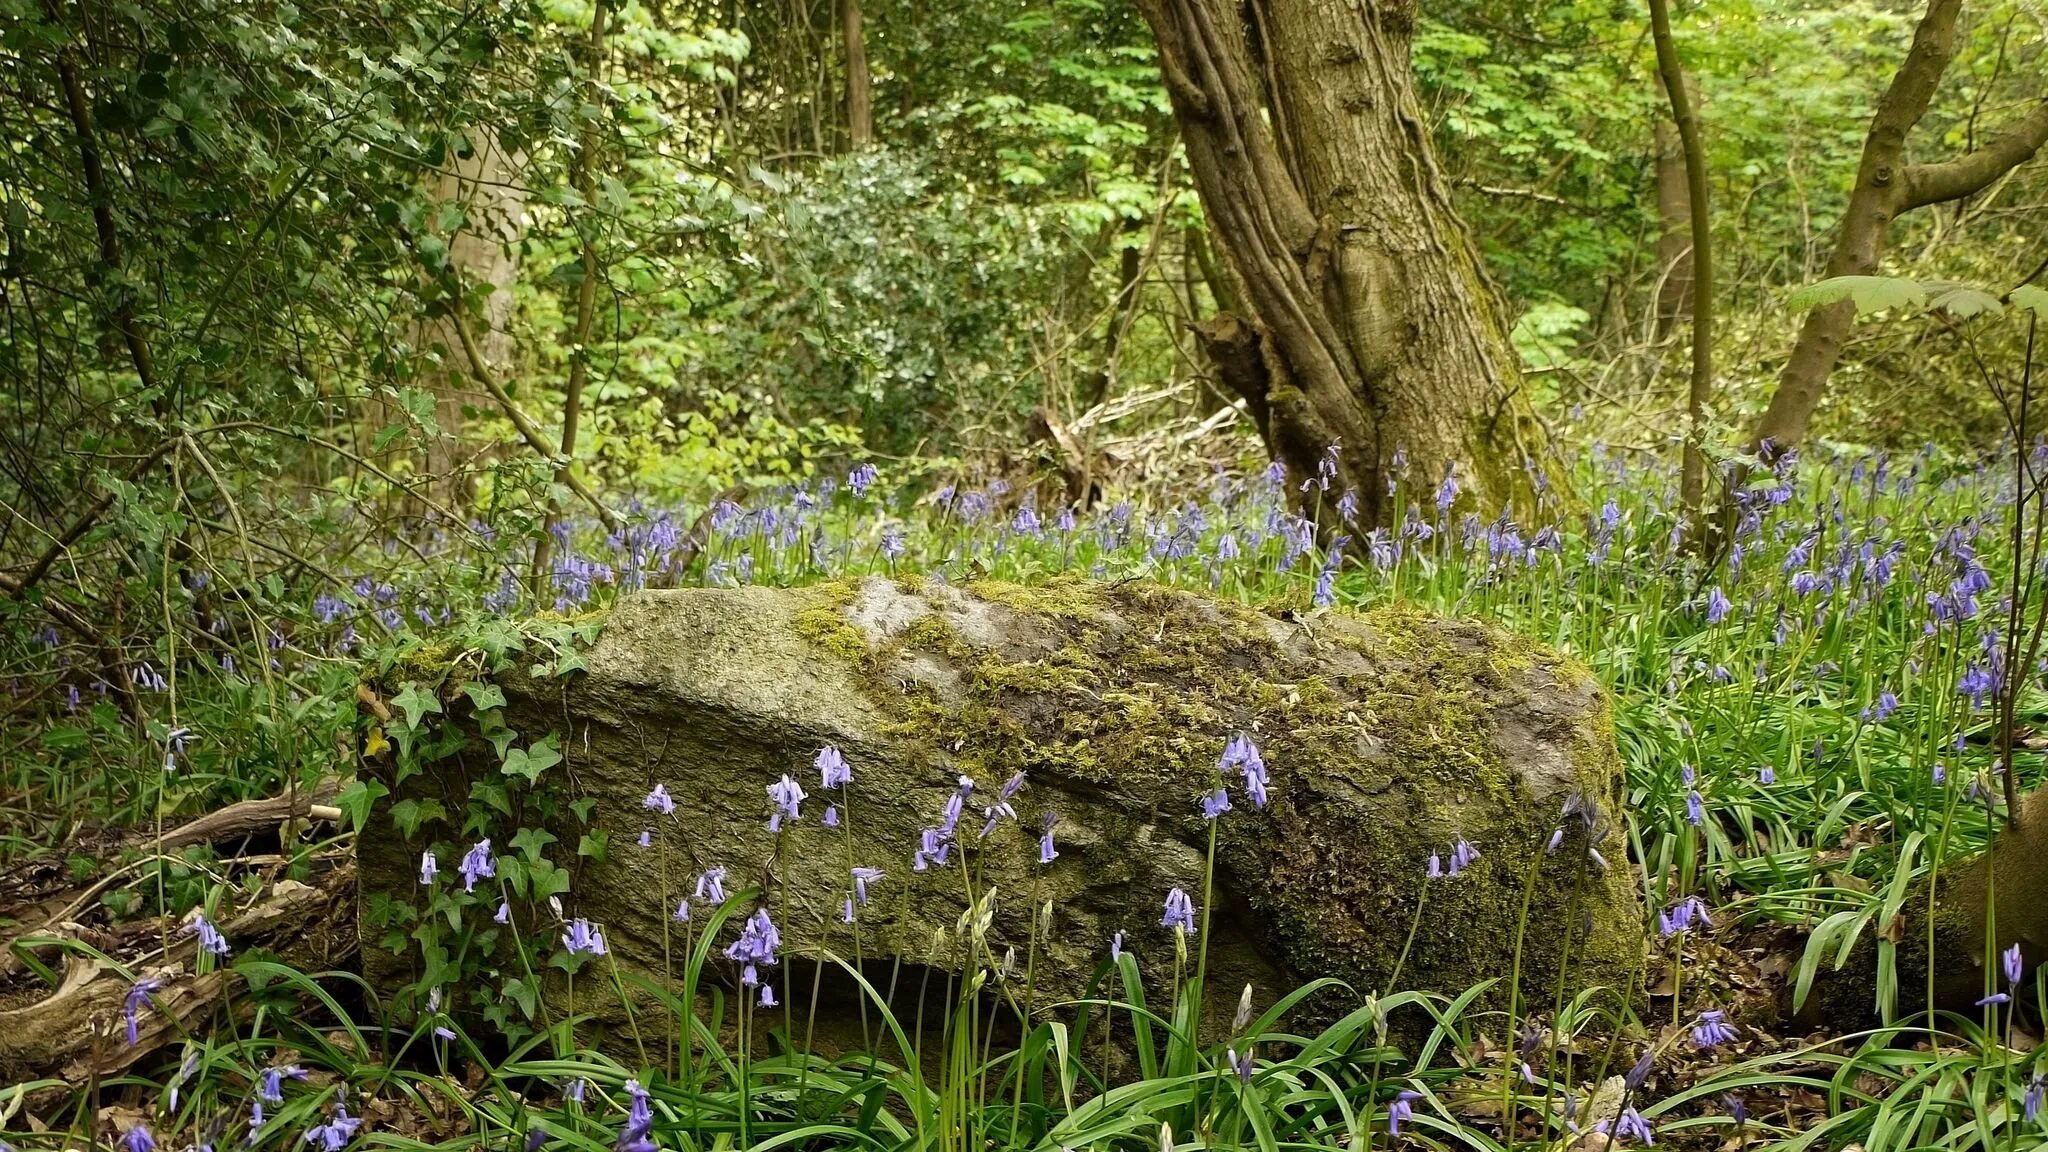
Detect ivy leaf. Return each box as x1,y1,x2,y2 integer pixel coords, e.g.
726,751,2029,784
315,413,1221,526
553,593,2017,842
527,858,572,901
461,682,507,712
501,735,562,783
578,830,608,861
389,797,446,839
391,682,443,731
1785,275,1928,315
335,777,390,832
469,779,513,818
509,826,557,861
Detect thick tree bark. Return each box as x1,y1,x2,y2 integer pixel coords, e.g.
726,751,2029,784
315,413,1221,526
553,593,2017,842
1752,0,2048,458
841,0,873,148
1138,0,1557,526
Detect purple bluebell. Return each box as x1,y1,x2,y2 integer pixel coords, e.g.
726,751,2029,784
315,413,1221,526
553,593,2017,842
561,918,607,956
1613,1107,1654,1146
724,909,782,977
759,983,778,1008
1039,813,1058,864
566,1079,587,1105
1625,1047,1655,1090
1690,1009,1737,1049
1387,1090,1420,1136
1685,789,1705,825
433,1025,455,1041
495,902,511,924
636,830,652,848
817,745,851,790
979,801,1017,838
643,783,675,814
1759,764,1776,785
125,1126,155,1152
458,839,494,892
302,1093,362,1152
847,463,878,496
2005,942,2024,986
766,774,807,832
1221,734,1269,808
1227,1047,1254,1083
1110,931,1125,961
673,898,689,922
2027,1075,2043,1124
419,850,438,885
1161,887,1196,935
258,1065,306,1103
1336,489,1360,521
823,805,840,828
1658,895,1712,937
695,866,729,904
1546,827,1565,854
1201,787,1231,820
187,913,230,957
614,1079,654,1152
1725,1094,1748,1127
1448,838,1479,875
124,976,162,1045
1000,770,1026,800
851,866,883,906
1426,853,1443,879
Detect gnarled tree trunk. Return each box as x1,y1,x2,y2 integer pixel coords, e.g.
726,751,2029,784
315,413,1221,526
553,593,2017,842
1139,0,1558,526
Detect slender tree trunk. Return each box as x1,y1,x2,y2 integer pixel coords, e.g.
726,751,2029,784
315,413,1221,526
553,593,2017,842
533,0,611,597
1751,0,2048,459
1139,0,1558,526
1649,0,1714,515
1651,79,1694,339
840,0,872,148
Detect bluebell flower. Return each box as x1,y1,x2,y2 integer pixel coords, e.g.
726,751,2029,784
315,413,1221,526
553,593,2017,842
125,1126,155,1152
458,839,494,892
1336,489,1360,521
1426,853,1443,879
1625,1047,1655,1090
636,830,652,848
823,805,840,828
1161,887,1196,935
1201,787,1231,821
1448,838,1479,875
817,746,851,790
1613,1106,1654,1145
1658,895,1712,937
2005,942,2024,986
1387,1089,1421,1136
1725,1093,1748,1127
494,902,511,924
847,463,878,496
417,849,438,885
979,801,1017,838
695,866,728,904
850,866,883,906
1221,734,1268,808
1690,1009,1737,1049
643,783,675,814
614,1079,654,1152
1758,764,1776,785
1227,1047,1254,1083
566,1079,586,1105
766,774,807,832
1039,814,1058,864
1546,827,1565,854
1685,789,1705,825
302,1092,362,1152
124,976,162,1045
758,983,778,1008
2026,1074,2043,1124
1110,931,1125,961
186,912,230,957
561,918,607,955
673,898,689,922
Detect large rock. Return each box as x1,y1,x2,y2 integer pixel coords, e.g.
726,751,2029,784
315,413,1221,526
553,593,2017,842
361,577,1642,1032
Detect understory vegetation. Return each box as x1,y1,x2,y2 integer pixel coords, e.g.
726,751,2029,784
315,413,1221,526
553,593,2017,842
4,0,2048,1149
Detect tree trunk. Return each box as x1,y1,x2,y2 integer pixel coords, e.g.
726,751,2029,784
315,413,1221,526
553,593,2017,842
1138,0,1557,527
1649,0,1714,515
1751,0,2048,459
841,0,872,148
1651,78,1694,339
408,133,527,509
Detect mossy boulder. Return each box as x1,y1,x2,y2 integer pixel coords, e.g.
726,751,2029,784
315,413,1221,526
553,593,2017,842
360,576,1643,1029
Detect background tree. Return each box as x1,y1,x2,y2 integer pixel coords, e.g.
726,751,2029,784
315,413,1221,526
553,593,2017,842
1137,0,1560,526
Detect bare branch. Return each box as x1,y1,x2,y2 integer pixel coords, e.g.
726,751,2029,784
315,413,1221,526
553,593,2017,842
1904,99,2048,210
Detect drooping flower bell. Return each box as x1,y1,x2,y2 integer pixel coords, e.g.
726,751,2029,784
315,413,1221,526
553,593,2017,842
1161,887,1196,936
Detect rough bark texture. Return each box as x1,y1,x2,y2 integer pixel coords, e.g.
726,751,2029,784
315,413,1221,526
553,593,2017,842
1651,110,1693,337
361,578,1643,1035
841,0,873,148
1753,0,2048,457
408,133,527,506
1138,0,1558,525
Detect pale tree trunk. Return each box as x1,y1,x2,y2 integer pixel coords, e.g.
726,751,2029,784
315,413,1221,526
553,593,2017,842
1138,0,1558,527
408,133,527,509
841,0,872,148
1752,0,2048,459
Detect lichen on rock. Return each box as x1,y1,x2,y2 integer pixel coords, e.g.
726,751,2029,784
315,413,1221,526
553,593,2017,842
361,575,1644,1032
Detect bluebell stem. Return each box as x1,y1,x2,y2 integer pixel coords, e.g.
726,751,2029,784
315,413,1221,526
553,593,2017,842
643,783,675,814
766,774,807,831
1689,1009,1737,1049
817,745,851,789
124,976,162,1045
1161,887,1196,935
458,839,494,892
418,850,438,885
561,918,607,955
